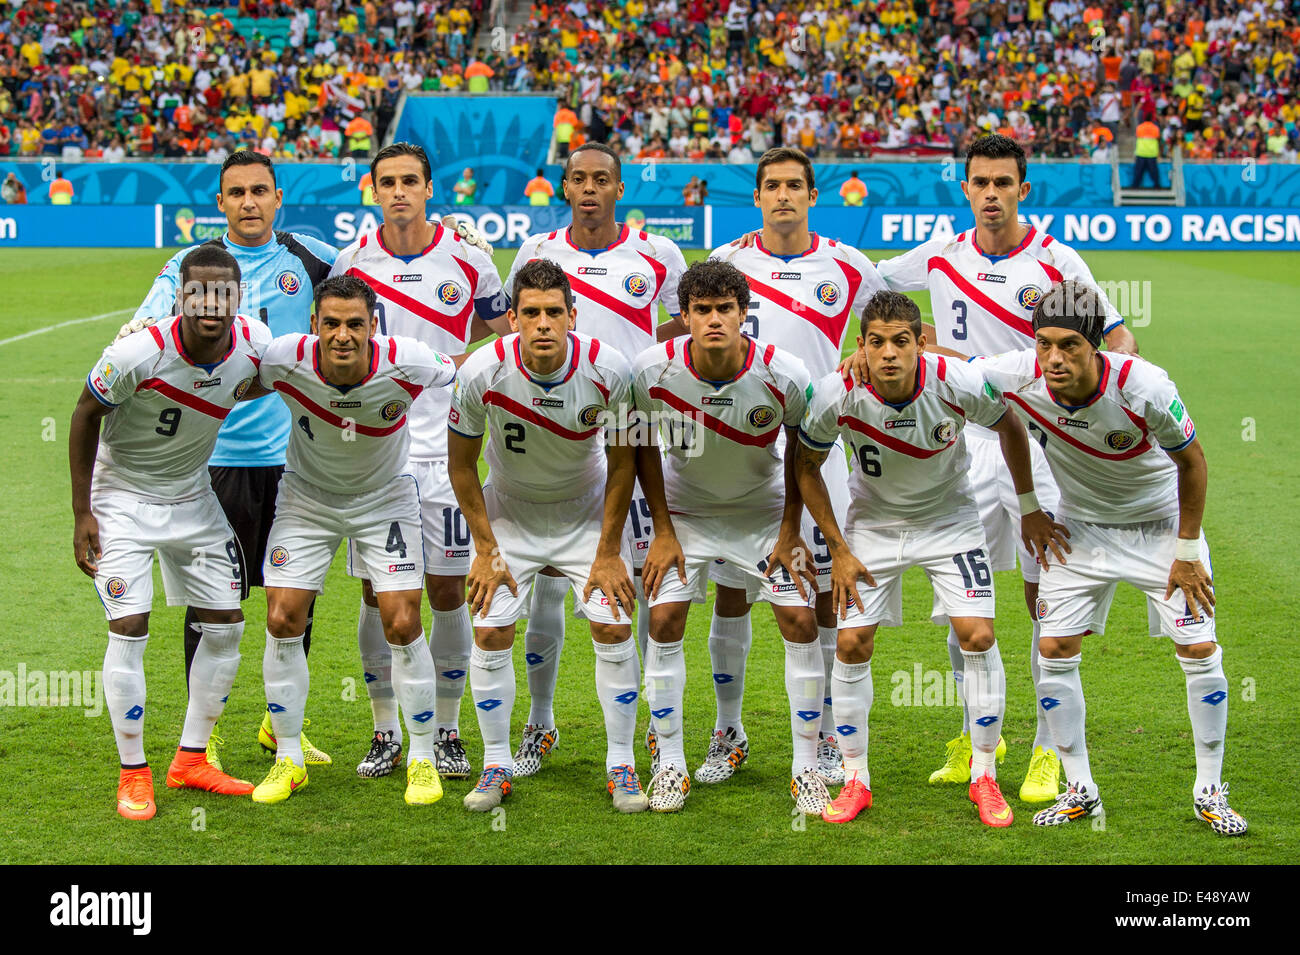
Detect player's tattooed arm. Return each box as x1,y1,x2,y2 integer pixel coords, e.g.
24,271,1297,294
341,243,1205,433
1166,439,1215,619
1104,322,1139,355
990,409,1071,569
792,438,873,616
447,430,517,617
69,387,113,577
636,434,686,600
585,444,638,620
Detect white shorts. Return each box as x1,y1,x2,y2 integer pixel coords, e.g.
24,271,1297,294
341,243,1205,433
91,488,243,619
968,432,1060,584
709,443,850,593
838,516,996,629
1035,516,1217,646
347,457,469,580
650,508,815,609
472,484,634,627
268,472,425,594
624,479,652,570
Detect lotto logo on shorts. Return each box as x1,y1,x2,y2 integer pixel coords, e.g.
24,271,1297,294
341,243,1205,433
1175,614,1206,627
445,549,470,558
1035,597,1048,619
276,271,301,295
1016,285,1043,309
966,589,993,598
389,562,416,572
105,577,128,599
815,281,840,306
636,541,648,550
269,547,290,567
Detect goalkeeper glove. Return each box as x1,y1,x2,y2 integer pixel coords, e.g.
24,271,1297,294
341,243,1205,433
115,315,158,342
441,215,494,256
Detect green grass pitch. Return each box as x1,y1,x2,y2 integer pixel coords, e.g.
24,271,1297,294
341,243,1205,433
0,246,1295,864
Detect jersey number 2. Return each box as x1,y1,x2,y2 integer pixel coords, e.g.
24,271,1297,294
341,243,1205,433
503,422,526,453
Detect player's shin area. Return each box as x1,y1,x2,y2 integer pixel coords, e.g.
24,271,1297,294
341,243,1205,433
267,586,423,645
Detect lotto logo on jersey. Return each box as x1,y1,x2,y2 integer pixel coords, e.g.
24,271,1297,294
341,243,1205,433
276,271,301,295
448,408,460,424
235,378,252,400
1057,416,1089,430
577,266,608,275
977,272,1007,283
193,377,222,390
884,417,916,430
771,271,801,280
579,404,603,427
748,406,777,428
1182,417,1195,439
269,546,290,567
105,577,128,599
623,273,650,297
1105,430,1137,450
1016,285,1043,310
393,274,422,283
380,400,406,421
815,281,840,306
437,281,463,305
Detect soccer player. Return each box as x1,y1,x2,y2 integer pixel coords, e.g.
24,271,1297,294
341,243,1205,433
634,260,827,814
973,281,1245,835
794,291,1065,827
70,245,269,819
873,134,1139,801
132,150,339,770
330,142,509,781
500,142,687,778
248,275,458,806
447,260,646,812
706,146,888,787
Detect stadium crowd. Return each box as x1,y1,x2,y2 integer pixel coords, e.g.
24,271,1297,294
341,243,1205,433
0,0,1296,167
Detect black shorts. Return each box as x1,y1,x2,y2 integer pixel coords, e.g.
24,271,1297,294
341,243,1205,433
209,464,285,593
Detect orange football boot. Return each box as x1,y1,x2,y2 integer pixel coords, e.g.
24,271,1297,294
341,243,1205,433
166,748,255,795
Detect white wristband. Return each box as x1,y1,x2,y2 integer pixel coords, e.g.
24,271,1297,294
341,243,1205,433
1017,491,1040,516
1175,537,1200,562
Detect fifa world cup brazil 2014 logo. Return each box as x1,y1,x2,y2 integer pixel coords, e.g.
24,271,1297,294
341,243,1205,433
175,207,197,243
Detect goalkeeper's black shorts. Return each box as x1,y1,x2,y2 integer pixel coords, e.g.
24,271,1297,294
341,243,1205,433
208,464,286,594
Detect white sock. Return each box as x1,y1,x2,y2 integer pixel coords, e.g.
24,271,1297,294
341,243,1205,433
389,633,438,761
593,638,640,771
831,656,872,787
817,625,837,731
1037,652,1094,793
358,601,401,743
644,639,686,772
524,573,568,728
104,633,148,766
784,638,824,776
947,626,970,736
962,642,1006,781
263,632,307,766
470,644,515,770
1030,619,1055,752
634,576,650,662
1179,646,1228,796
431,604,472,737
708,610,751,737
180,621,243,750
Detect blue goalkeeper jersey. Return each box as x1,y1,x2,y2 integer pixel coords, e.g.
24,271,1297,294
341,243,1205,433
135,231,338,467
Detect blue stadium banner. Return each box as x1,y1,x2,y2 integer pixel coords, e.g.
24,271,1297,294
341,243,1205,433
711,205,1300,251
0,204,158,247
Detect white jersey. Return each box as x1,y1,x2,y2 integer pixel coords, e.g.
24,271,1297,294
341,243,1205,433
259,333,458,494
974,350,1196,524
877,226,1125,381
449,332,633,503
505,225,687,365
87,315,270,503
710,233,887,381
800,353,1007,528
632,336,811,517
330,222,505,461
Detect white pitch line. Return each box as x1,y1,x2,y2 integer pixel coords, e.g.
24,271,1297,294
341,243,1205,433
0,308,134,348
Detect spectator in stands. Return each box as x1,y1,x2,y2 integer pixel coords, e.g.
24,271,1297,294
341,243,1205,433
525,168,555,205
454,166,477,205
